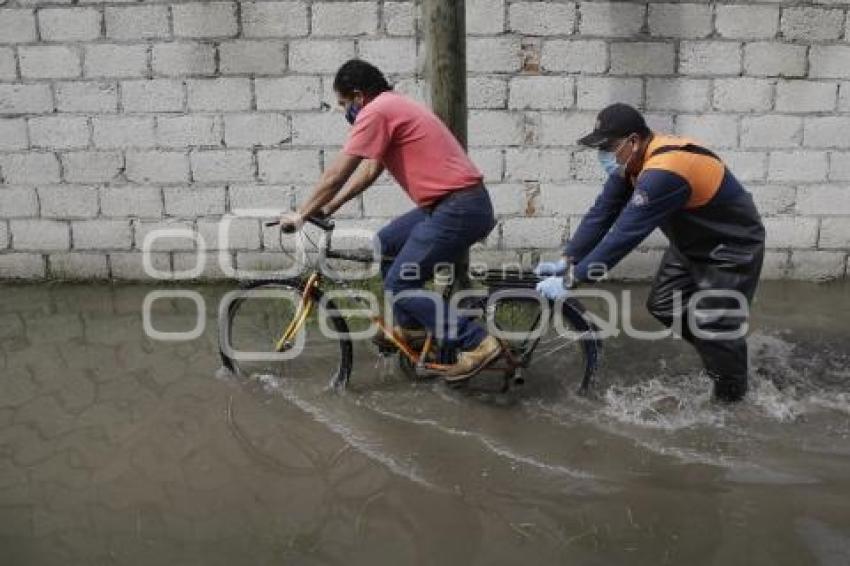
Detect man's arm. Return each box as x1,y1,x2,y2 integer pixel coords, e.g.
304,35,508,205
572,170,691,283
565,174,634,263
322,158,385,216
294,152,363,219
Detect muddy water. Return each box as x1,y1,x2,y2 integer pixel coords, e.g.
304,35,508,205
1,282,849,565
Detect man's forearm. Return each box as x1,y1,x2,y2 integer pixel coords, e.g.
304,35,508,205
324,168,375,215
295,153,362,218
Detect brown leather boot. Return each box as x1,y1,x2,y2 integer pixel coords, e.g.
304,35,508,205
442,335,503,383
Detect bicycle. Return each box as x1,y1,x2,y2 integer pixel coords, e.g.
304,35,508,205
218,215,602,394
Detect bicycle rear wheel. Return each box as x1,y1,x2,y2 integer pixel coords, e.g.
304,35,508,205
219,279,353,389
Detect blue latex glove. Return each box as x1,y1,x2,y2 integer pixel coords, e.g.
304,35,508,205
536,276,569,300
533,257,567,277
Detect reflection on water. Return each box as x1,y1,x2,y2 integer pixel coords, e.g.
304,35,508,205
1,282,849,565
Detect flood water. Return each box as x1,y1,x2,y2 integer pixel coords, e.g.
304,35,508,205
1,281,849,565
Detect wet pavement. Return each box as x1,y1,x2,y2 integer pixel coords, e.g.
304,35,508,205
1,281,849,565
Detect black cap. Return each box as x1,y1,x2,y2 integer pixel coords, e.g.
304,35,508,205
578,103,649,148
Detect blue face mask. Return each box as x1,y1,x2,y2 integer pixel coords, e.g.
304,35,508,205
345,103,362,125
597,150,621,176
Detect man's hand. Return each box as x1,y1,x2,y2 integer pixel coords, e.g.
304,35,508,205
534,257,568,277
535,276,571,300
278,211,304,234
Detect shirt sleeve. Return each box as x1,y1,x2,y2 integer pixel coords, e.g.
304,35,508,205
342,109,391,161
565,174,633,263
573,169,691,282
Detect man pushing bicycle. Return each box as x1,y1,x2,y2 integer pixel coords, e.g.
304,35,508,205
277,59,501,382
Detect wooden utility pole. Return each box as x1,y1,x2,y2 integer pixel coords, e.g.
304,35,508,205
424,0,468,149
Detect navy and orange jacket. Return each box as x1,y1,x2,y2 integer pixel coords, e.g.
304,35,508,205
567,134,766,281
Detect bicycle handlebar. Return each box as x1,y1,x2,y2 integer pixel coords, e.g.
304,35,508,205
264,215,335,233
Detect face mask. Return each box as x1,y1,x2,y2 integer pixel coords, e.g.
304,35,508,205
345,102,362,125
597,150,621,176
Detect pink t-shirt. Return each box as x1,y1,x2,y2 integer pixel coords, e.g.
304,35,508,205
342,91,483,207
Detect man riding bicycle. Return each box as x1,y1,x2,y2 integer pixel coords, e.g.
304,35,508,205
278,59,501,382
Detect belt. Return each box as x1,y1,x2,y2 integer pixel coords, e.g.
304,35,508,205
422,183,485,213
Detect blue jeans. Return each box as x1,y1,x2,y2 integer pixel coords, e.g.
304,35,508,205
378,185,495,351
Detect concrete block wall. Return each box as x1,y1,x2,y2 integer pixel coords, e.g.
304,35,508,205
0,0,849,281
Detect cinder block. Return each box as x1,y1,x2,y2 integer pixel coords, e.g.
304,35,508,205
0,222,6,249
803,117,850,148
190,150,254,183
541,39,607,73
539,111,596,146
468,77,508,109
312,1,377,36
718,151,767,183
679,42,742,76
157,115,222,148
133,220,196,251
747,185,795,215
467,0,505,35
797,185,850,215
241,1,308,38
509,76,574,110
28,116,90,150
92,116,155,149
61,151,122,184
357,38,417,74
469,148,504,183
775,80,838,113
163,186,226,217
55,82,117,113
108,252,171,280
713,78,775,112
579,2,645,37
125,151,190,184
744,42,807,78
610,42,676,76
84,44,148,78
502,217,566,249
385,2,416,36
468,111,524,147
291,112,348,145
768,151,829,183
509,2,576,36
0,253,45,279
781,7,844,41
11,219,69,251
741,116,802,148
764,216,818,248
819,218,850,249
829,151,850,181
152,43,216,77
576,77,642,110
840,82,850,112
571,149,606,182
19,46,80,79
0,119,27,151
646,78,710,112
288,40,355,73
187,78,251,111
788,250,846,281
0,9,37,44
48,253,108,279
810,46,850,79
539,183,598,216
505,148,571,182
257,149,320,183
105,5,170,40
38,7,101,41
172,2,237,38
486,184,528,217
225,114,289,147
229,184,291,212
648,3,712,39
121,79,184,113
468,37,522,73
197,217,261,250
38,185,98,218
361,185,414,217
715,5,779,39
0,47,15,81
760,251,789,280
100,186,163,218
72,219,131,250
675,114,738,149
219,40,286,75
0,186,38,217
0,153,60,184
255,76,320,111
0,84,53,114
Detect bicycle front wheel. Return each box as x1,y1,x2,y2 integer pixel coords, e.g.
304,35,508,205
219,279,353,389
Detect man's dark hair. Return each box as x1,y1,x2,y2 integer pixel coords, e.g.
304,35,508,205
333,59,393,97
